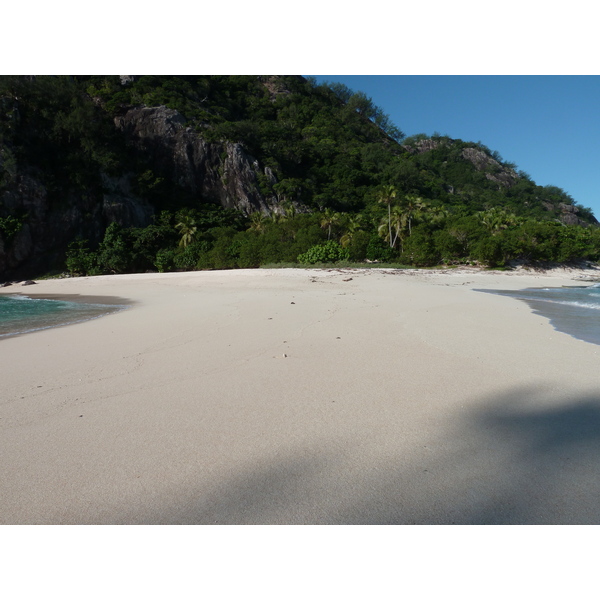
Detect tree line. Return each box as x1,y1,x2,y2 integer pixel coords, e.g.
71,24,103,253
66,189,600,276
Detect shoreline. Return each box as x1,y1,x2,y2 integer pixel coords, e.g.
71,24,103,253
0,292,133,341
3,267,600,524
3,292,136,306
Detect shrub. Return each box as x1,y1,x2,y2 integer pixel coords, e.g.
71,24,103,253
237,238,263,268
365,235,397,262
65,238,98,276
297,241,350,264
173,241,212,270
401,227,440,266
96,222,133,274
433,229,466,261
346,230,371,261
154,248,176,273
472,236,505,267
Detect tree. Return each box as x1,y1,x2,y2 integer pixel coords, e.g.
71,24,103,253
477,207,522,236
402,225,440,266
175,215,198,248
421,204,450,226
377,185,397,248
281,200,298,220
401,195,426,236
96,223,132,274
340,214,364,248
248,211,267,233
347,91,376,118
390,206,408,251
0,214,24,244
379,205,408,251
65,238,98,276
320,208,341,240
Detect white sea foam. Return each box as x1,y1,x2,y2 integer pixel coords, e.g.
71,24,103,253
554,300,600,310
519,296,600,310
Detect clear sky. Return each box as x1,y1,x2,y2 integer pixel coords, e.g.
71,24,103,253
312,76,600,220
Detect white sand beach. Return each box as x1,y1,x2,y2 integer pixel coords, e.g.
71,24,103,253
2,266,600,524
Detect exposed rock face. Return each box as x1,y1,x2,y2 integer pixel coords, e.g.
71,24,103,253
261,76,297,102
0,162,157,278
0,172,108,278
460,147,519,188
1,104,289,278
540,200,596,226
402,138,442,154
558,202,585,226
114,105,278,215
119,76,137,86
101,173,153,226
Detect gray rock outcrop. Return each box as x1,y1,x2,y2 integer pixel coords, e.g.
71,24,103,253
0,171,109,278
558,202,584,226
460,147,519,188
101,173,153,227
114,105,279,215
1,103,291,278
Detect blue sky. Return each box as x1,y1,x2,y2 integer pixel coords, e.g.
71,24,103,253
312,76,600,220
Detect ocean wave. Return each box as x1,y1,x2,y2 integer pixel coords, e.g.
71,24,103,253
551,300,600,310
513,295,600,310
1,293,33,301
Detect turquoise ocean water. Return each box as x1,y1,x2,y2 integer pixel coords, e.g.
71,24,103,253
477,284,600,346
0,294,128,339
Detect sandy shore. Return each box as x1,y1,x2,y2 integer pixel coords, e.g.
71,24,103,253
2,266,600,524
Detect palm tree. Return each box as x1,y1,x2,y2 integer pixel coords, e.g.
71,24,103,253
477,207,522,235
401,195,426,236
377,185,397,247
377,219,392,247
175,215,197,248
389,206,408,251
270,210,286,224
248,212,267,233
320,208,341,241
422,204,449,226
377,206,407,251
281,200,298,220
340,214,364,248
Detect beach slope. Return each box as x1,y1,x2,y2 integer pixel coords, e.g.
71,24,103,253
2,267,600,524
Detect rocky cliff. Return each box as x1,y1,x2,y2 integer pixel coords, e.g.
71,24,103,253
114,105,278,215
0,103,284,279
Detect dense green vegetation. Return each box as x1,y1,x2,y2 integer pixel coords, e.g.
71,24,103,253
64,198,600,275
2,75,599,277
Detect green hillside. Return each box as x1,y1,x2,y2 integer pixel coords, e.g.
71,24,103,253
1,75,599,277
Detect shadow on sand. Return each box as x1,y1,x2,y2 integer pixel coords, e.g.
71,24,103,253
126,386,600,524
